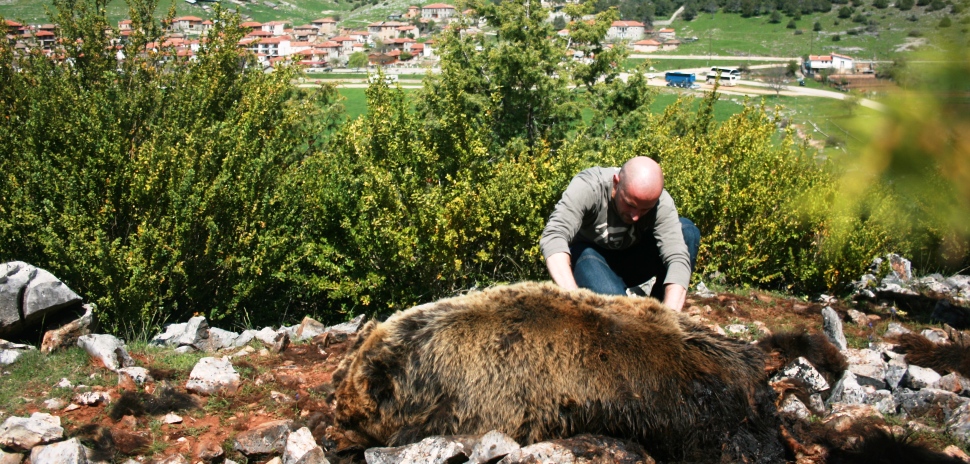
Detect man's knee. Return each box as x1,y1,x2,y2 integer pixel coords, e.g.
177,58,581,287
570,245,627,296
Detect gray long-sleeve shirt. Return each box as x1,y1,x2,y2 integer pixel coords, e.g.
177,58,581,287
539,167,692,289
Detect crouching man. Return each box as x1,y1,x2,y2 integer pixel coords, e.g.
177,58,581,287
539,156,700,311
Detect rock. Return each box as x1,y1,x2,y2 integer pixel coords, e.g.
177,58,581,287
884,322,912,338
22,265,83,321
778,394,812,420
266,458,283,464
174,345,196,354
76,334,134,371
253,327,280,345
724,324,748,335
163,413,182,424
915,274,953,295
822,404,884,433
826,371,867,406
693,282,716,298
903,365,942,389
117,367,152,386
0,412,64,451
283,427,318,464
940,373,970,396
42,398,67,410
0,449,24,464
294,447,329,464
821,306,847,351
294,316,327,342
846,309,869,327
176,316,209,348
895,388,969,421
845,348,888,389
185,357,241,395
0,340,35,366
770,357,830,394
885,358,908,391
498,435,654,464
921,328,949,344
327,314,367,334
195,438,225,461
204,327,239,352
74,391,110,406
232,330,256,348
29,437,90,464
0,262,33,330
947,402,970,445
497,442,574,464
862,387,896,415
41,303,96,354
151,322,187,346
233,419,293,456
467,430,520,464
272,332,290,354
154,454,190,464
365,435,474,464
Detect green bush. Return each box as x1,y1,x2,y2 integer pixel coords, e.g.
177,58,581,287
0,2,344,333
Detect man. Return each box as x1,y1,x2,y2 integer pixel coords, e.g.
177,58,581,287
539,157,700,311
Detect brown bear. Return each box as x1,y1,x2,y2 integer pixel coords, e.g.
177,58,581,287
331,282,785,463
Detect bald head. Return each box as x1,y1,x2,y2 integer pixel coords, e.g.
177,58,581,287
612,157,664,224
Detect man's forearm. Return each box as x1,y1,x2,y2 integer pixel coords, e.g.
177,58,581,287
663,283,687,311
545,252,578,291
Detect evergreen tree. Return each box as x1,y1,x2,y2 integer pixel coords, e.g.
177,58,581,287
814,20,823,30
770,9,783,22
897,0,914,10
787,18,798,27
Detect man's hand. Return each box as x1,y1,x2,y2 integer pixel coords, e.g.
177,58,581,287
545,252,578,291
663,283,687,312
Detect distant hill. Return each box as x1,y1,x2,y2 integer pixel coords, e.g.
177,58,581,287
2,0,965,59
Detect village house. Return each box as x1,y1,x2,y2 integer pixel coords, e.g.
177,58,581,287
330,35,357,54
170,16,204,34
262,21,288,36
367,21,408,41
383,37,416,53
421,3,456,21
661,39,680,51
656,28,675,40
292,25,319,42
422,39,435,58
404,5,421,18
630,39,661,53
119,20,133,31
808,53,855,74
240,21,262,32
314,41,341,59
607,20,645,42
349,30,370,43
311,18,338,35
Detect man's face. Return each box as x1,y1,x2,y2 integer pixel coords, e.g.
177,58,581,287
612,177,658,224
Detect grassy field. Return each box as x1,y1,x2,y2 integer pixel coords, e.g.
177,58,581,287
666,7,967,61
623,58,781,71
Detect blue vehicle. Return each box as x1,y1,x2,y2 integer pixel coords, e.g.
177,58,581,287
665,72,696,88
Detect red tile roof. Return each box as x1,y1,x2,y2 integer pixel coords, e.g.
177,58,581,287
423,3,456,9
611,20,644,27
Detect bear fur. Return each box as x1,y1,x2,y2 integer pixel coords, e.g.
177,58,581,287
331,282,785,463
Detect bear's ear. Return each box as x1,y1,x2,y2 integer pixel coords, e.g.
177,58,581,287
357,319,378,341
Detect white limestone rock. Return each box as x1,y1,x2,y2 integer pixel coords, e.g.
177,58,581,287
185,357,241,395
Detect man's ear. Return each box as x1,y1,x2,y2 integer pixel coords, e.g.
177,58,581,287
612,174,620,198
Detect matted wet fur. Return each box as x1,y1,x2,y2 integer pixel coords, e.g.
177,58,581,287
756,329,848,386
331,282,784,463
891,332,970,378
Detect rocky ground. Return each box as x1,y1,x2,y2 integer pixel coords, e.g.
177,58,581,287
2,256,970,463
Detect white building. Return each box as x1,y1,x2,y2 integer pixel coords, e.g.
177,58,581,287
421,3,456,21
808,53,854,73
607,20,645,42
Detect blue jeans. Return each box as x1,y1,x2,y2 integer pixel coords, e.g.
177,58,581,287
571,217,700,298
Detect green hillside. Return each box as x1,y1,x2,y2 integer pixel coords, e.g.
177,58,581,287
663,5,967,60
3,0,964,57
